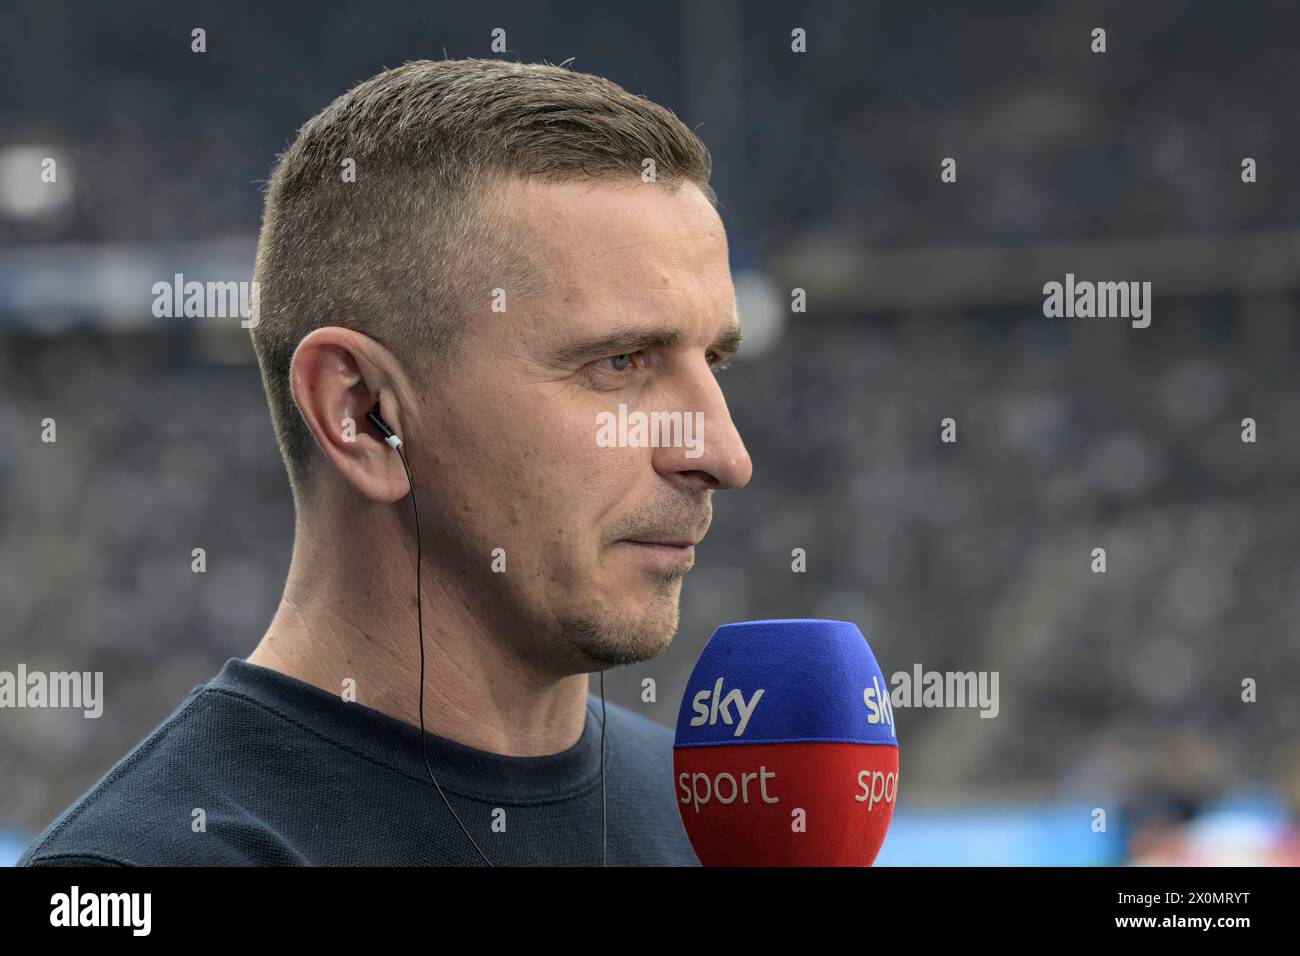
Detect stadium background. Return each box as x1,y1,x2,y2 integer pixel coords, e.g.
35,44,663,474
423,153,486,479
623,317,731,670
2,0,1299,865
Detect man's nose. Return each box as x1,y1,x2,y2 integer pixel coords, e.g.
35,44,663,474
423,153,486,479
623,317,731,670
651,362,753,492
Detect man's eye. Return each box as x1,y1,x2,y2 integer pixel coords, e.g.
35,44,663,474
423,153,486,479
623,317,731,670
597,352,643,373
588,350,730,379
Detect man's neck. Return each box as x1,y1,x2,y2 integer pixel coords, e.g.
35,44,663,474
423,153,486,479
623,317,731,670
246,511,593,759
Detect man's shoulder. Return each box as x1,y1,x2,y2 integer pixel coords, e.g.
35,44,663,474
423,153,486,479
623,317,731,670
17,678,694,867
597,697,675,756
18,684,301,867
594,697,699,865
594,699,678,790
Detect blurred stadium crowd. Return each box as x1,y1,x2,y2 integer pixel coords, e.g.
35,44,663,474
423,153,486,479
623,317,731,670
2,0,1299,864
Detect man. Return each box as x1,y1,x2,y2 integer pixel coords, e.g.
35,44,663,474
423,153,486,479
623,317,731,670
19,58,751,866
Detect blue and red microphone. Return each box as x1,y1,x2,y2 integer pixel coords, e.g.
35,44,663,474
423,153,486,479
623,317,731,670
673,619,899,866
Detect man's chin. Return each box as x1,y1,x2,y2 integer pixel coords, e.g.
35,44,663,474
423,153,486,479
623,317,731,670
561,601,681,670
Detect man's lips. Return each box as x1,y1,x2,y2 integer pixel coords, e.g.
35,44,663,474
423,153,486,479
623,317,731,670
616,538,700,566
622,538,700,548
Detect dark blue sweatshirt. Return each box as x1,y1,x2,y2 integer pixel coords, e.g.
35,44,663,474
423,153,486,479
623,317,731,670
17,657,699,867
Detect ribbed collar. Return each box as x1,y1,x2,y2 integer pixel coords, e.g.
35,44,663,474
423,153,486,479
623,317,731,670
201,657,605,802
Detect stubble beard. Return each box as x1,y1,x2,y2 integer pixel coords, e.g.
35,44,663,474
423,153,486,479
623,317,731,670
562,566,687,670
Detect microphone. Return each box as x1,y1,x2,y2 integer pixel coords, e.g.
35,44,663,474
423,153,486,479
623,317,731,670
673,619,900,866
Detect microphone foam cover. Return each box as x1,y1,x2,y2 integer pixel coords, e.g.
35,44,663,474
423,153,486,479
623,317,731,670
673,619,899,866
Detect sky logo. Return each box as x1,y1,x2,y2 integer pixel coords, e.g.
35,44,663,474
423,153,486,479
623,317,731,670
863,675,896,738
689,677,764,737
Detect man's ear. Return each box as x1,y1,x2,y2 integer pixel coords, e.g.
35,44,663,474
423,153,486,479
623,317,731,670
290,326,411,503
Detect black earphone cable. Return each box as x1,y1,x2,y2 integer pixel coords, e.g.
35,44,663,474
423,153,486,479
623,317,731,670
395,443,494,866
377,410,608,867
599,669,607,867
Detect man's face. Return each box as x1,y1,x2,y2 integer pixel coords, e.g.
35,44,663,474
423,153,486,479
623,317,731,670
416,176,752,675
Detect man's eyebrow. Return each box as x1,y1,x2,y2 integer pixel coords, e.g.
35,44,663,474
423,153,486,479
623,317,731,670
550,321,744,365
712,322,744,357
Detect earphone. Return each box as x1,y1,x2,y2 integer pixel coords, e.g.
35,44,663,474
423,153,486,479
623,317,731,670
365,402,609,867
